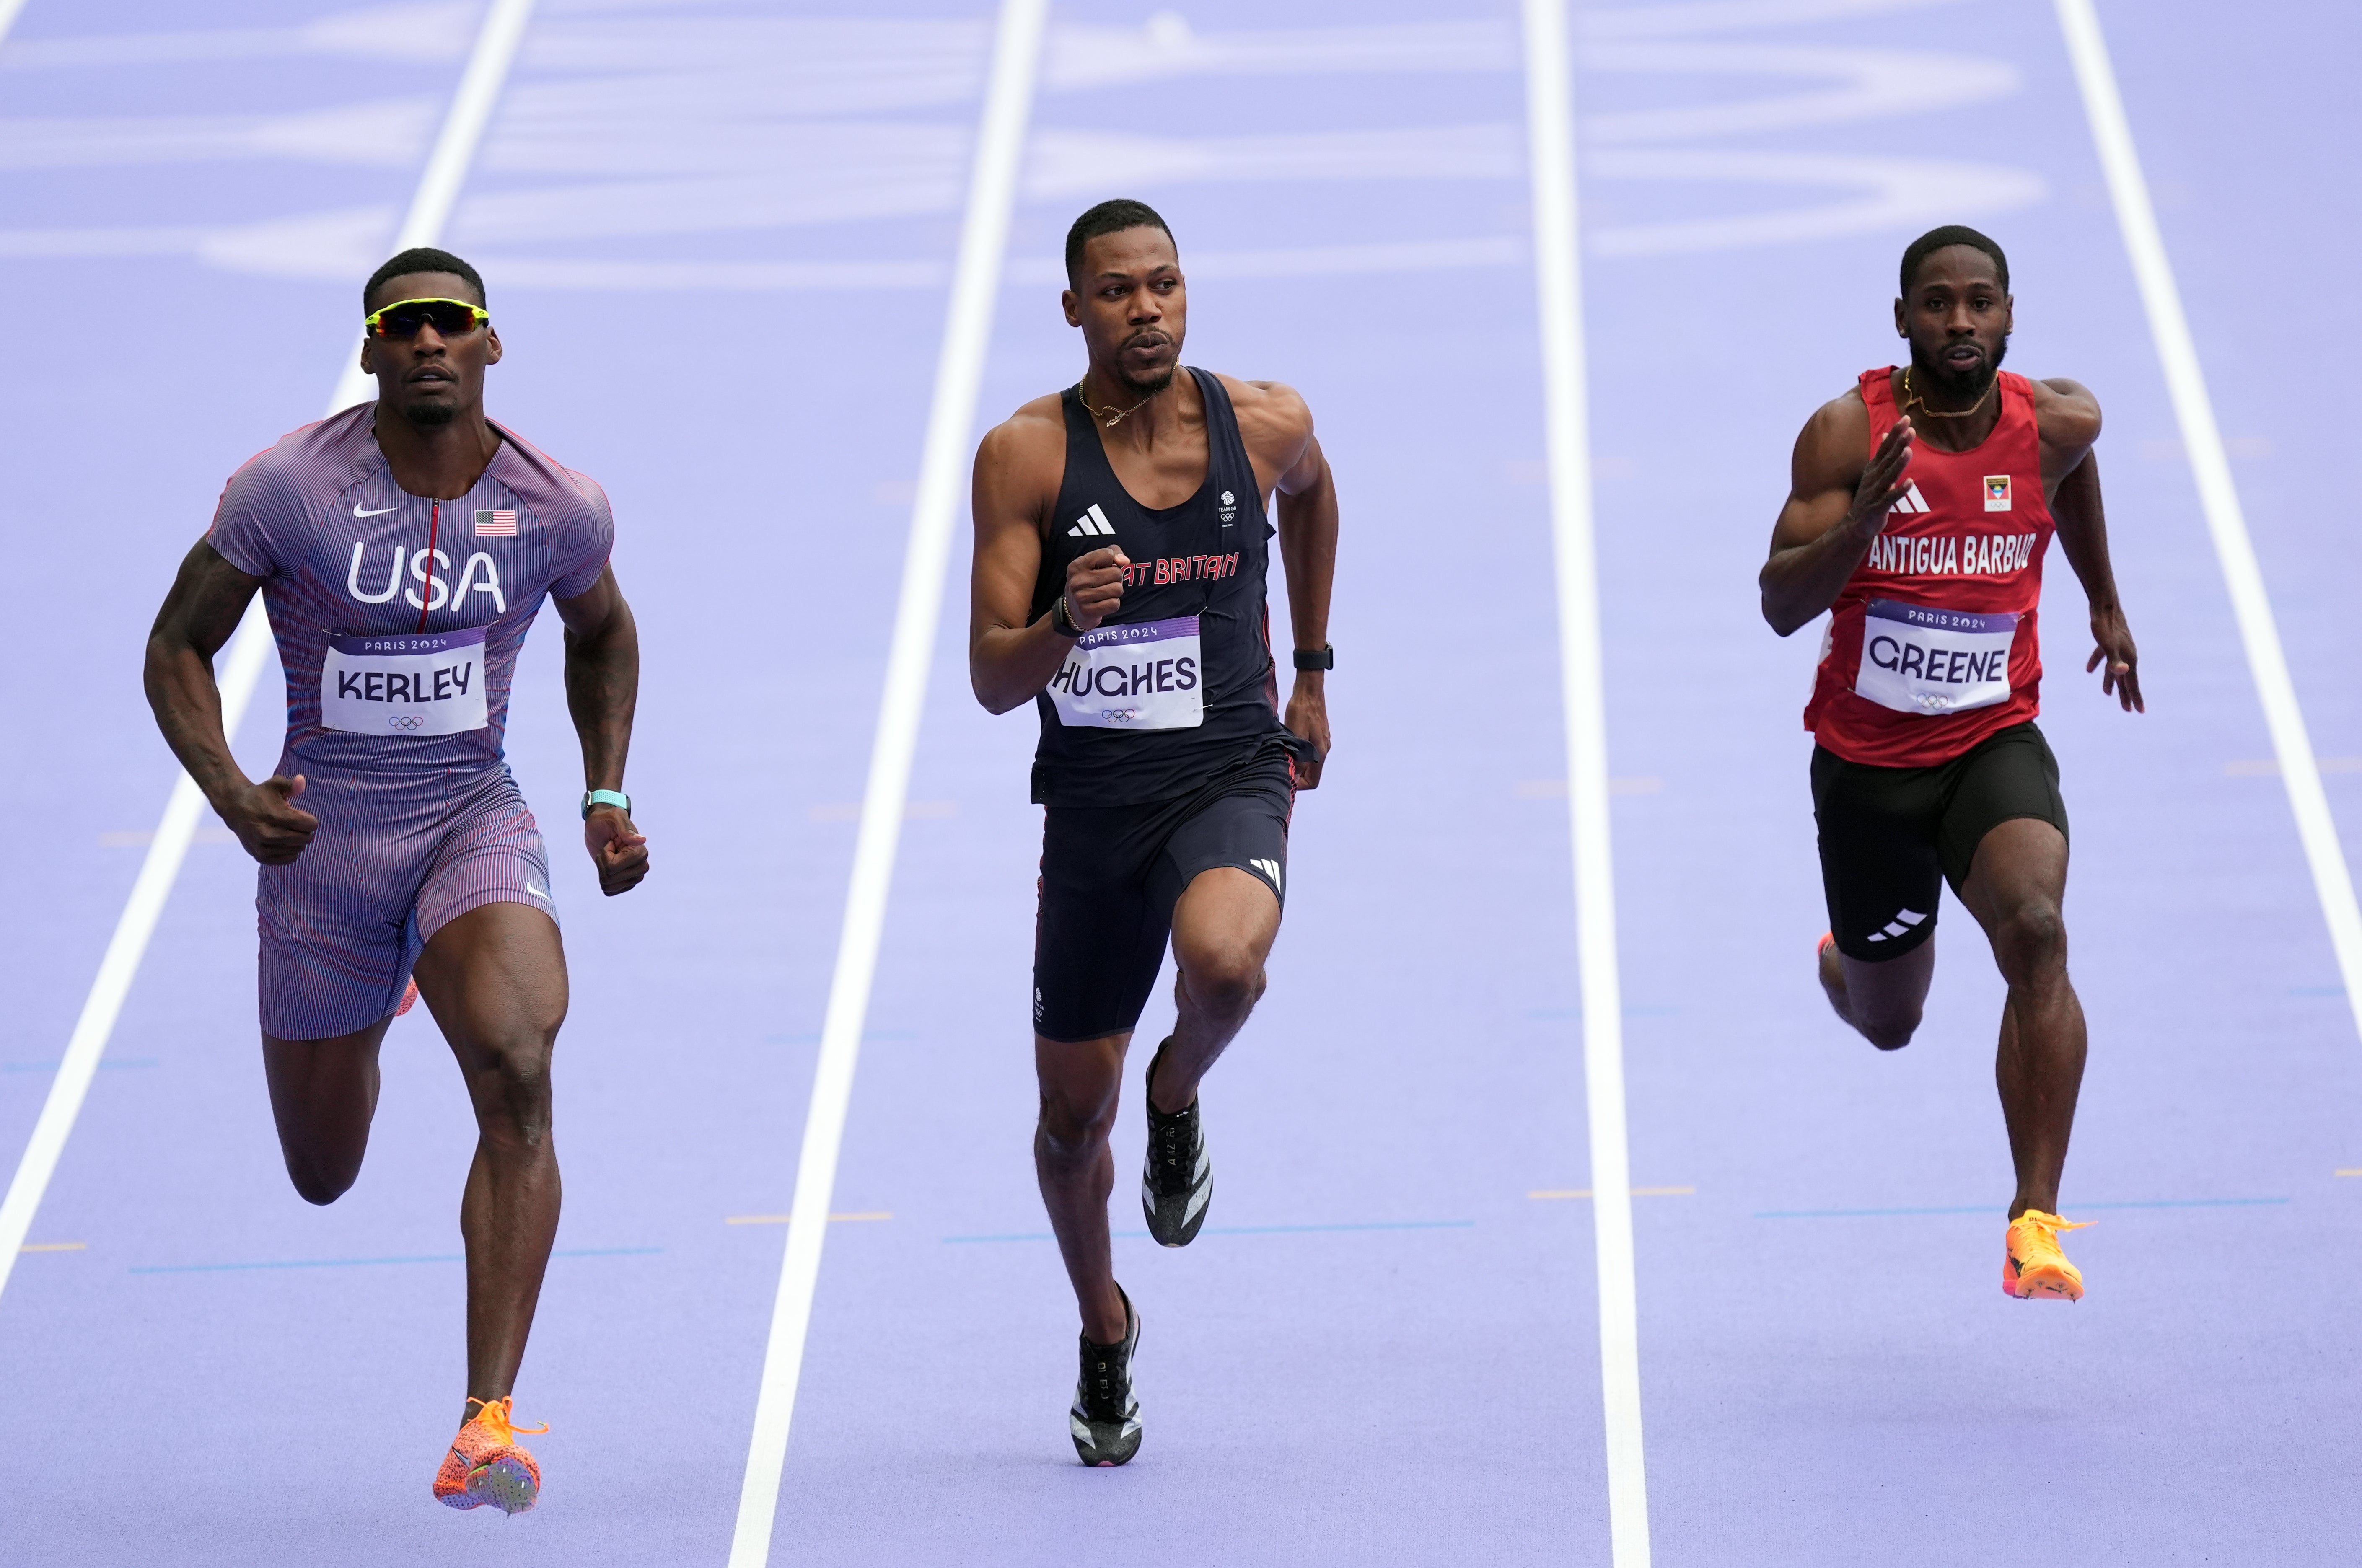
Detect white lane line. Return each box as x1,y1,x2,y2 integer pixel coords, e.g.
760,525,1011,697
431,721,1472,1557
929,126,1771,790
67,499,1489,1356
0,0,30,51
1521,3,1652,1564
0,0,539,1312
723,2,1047,1562
2056,0,2362,1040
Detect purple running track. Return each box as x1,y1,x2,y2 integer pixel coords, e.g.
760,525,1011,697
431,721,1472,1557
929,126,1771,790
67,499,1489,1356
0,1,2356,1564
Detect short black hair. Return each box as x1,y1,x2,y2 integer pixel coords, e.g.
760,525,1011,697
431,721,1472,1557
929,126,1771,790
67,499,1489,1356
1899,225,2007,297
1064,199,1176,287
364,247,486,313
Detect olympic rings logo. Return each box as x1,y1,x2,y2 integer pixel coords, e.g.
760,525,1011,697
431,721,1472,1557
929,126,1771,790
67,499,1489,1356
1099,708,1140,723
388,715,427,731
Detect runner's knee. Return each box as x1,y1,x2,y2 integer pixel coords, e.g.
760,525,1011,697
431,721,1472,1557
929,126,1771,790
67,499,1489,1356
1175,944,1266,1019
1858,1011,1921,1051
1990,902,2067,985
1037,1084,1118,1161
281,1146,362,1206
465,1033,554,1139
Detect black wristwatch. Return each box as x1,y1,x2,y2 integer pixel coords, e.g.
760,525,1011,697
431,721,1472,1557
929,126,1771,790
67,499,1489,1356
1292,644,1334,672
1050,595,1085,639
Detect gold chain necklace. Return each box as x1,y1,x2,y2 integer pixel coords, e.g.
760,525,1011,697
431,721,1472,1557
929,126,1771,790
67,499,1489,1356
1077,384,1154,428
1901,364,1997,419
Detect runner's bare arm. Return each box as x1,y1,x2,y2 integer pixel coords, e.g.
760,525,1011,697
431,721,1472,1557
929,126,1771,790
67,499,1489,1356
143,539,320,864
2036,379,2141,714
1236,378,1336,787
969,401,1129,715
1760,393,1917,637
555,564,649,894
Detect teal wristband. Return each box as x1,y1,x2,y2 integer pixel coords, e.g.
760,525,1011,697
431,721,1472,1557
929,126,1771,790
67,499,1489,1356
581,789,631,820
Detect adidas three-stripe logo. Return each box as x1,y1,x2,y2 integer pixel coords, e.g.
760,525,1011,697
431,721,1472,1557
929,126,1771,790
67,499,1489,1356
1067,503,1116,538
1864,907,1927,943
1890,481,1932,515
1248,857,1283,896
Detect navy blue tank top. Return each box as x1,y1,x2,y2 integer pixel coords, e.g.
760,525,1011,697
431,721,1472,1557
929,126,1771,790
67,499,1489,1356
1029,367,1295,806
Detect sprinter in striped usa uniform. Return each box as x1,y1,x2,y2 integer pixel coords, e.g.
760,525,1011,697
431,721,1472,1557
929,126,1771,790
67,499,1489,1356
143,248,647,1514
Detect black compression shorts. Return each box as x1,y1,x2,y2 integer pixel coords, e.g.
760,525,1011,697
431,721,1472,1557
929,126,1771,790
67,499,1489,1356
1811,720,2068,963
1033,740,1296,1043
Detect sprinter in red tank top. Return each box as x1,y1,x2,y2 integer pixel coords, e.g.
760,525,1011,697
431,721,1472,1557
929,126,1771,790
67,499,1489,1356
1760,226,2143,1302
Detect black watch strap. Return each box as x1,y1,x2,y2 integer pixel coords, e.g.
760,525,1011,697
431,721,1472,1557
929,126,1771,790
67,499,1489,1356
1292,644,1334,672
1050,595,1084,639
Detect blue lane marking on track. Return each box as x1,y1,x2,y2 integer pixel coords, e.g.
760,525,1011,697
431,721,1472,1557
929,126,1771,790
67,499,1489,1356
943,1220,1476,1244
128,1247,662,1274
1753,1199,2290,1219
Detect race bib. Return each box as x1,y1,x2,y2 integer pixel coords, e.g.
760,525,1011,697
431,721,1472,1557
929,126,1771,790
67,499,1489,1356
1047,615,1204,730
320,626,489,735
1855,599,2017,716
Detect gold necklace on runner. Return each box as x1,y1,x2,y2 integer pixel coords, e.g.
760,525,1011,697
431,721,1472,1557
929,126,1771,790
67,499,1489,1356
1078,383,1155,428
1901,364,1997,420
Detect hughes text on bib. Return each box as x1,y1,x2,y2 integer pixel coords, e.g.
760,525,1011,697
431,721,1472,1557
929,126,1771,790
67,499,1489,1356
1047,616,1204,730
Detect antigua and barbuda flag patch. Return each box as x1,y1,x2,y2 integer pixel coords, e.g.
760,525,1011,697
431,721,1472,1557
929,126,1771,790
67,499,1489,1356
1983,475,2012,512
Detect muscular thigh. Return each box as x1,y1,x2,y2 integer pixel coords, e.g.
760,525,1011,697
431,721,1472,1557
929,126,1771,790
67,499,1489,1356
1811,745,1945,962
412,901,567,1066
1033,799,1173,1045
1936,722,2068,898
1153,746,1292,968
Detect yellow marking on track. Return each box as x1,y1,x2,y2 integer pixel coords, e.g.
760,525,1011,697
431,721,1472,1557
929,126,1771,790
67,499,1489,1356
18,1242,85,1252
2336,1170,2362,1178
726,1211,893,1226
1528,1187,1695,1201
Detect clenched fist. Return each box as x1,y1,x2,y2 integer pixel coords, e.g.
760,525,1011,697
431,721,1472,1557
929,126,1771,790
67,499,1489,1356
1064,546,1129,632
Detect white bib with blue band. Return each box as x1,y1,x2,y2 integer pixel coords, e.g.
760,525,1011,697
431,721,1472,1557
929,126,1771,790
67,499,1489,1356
1047,615,1205,730
320,625,489,735
1854,598,2017,717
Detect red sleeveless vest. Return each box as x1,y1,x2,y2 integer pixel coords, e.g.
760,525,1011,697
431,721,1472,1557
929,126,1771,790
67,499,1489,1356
1802,367,2055,767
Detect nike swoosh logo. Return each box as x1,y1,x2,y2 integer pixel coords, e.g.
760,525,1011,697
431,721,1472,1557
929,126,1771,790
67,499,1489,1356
353,503,398,517
525,884,551,901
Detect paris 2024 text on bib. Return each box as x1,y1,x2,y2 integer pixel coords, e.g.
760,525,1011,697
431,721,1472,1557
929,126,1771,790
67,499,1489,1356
1854,598,2017,717
320,626,489,735
1047,615,1204,730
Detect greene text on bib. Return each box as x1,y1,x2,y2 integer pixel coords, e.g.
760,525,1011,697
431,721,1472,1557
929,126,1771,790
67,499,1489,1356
1855,599,2016,716
1048,616,1204,730
321,626,489,735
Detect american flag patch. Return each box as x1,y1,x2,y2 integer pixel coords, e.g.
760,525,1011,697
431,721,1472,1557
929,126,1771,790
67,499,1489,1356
475,509,517,536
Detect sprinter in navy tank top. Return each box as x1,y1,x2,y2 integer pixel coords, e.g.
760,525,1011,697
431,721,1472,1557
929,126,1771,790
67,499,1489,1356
969,201,1337,1466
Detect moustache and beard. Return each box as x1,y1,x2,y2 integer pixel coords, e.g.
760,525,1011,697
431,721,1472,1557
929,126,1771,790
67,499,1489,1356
1113,332,1180,399
1909,332,2010,406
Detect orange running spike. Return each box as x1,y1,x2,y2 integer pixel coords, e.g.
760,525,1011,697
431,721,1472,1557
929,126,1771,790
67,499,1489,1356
2002,1210,2091,1301
432,1396,545,1514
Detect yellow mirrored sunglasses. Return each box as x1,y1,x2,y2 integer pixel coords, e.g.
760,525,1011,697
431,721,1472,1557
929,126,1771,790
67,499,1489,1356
364,298,491,340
